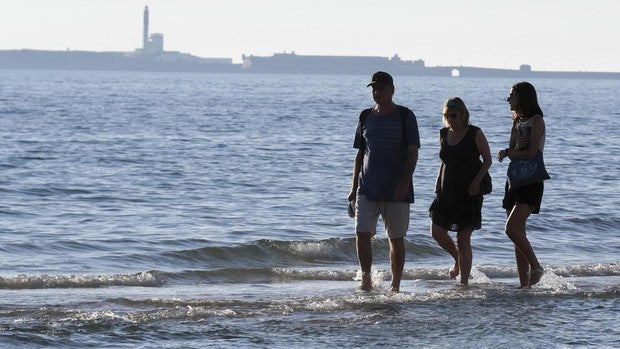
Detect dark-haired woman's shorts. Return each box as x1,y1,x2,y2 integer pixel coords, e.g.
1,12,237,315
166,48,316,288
502,181,544,214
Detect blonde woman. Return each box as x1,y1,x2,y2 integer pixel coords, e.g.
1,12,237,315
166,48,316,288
430,97,492,286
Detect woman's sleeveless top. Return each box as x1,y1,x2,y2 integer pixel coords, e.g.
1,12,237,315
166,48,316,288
439,125,481,196
516,115,545,152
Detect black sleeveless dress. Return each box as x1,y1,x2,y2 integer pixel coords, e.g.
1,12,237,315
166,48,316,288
429,126,483,231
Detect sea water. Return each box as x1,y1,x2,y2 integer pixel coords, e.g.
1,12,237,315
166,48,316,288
0,70,618,348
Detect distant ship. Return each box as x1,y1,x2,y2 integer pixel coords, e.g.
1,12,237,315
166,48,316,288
241,52,426,75
241,51,620,80
1,5,618,80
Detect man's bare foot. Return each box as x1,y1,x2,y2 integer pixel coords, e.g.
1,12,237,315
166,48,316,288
449,262,459,279
360,272,373,292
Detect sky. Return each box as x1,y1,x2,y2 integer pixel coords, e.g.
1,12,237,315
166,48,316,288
1,0,619,72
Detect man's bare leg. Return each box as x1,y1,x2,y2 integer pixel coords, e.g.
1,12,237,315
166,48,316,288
389,237,405,292
356,232,373,291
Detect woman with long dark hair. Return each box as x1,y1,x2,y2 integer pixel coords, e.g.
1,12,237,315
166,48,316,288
498,81,546,288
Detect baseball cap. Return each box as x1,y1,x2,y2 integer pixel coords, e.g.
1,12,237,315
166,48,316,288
367,71,393,87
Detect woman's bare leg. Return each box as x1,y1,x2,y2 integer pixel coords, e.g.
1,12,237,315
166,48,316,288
506,204,542,287
456,228,473,285
431,223,459,278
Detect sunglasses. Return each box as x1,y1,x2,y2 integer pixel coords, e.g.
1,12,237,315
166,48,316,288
444,113,459,118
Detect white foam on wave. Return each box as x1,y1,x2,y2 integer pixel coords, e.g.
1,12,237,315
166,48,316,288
548,262,620,277
2,261,616,290
0,271,164,289
536,271,577,292
470,267,493,284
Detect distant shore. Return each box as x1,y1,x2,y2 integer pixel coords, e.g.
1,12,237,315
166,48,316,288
2,49,619,79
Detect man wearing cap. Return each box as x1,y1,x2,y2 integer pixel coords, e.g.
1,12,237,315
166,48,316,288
348,71,420,292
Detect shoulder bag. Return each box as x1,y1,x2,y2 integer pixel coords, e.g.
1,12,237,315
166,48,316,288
481,171,492,195
507,150,550,190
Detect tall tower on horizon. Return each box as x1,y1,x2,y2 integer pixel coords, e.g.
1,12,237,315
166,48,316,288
139,5,164,55
143,5,149,50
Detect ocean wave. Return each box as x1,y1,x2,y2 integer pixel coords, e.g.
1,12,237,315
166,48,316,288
3,284,618,329
476,262,620,278
160,238,443,268
0,271,164,289
1,262,618,289
567,216,620,229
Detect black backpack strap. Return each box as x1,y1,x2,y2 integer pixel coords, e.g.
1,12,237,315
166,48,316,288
398,105,411,145
359,108,372,126
357,108,372,149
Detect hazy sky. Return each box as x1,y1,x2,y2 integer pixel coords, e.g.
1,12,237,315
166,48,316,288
1,0,619,72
